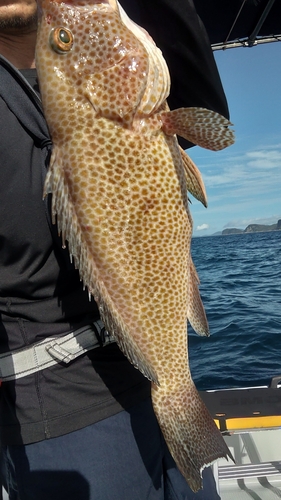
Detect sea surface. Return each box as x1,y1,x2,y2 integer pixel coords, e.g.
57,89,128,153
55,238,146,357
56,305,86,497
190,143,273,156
188,231,281,391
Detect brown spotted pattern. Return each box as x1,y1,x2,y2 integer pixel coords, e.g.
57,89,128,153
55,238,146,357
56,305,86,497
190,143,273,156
36,0,233,491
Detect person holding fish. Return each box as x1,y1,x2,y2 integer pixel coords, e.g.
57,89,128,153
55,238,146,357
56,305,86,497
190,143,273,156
0,0,234,498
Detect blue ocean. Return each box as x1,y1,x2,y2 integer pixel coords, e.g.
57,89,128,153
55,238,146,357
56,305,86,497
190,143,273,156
188,231,281,391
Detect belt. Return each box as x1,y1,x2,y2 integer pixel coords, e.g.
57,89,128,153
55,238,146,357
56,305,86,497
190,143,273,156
0,320,115,382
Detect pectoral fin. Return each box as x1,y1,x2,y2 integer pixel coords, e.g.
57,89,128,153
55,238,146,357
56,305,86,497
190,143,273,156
161,107,235,151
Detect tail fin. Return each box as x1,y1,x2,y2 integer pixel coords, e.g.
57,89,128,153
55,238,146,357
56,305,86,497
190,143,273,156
152,381,233,492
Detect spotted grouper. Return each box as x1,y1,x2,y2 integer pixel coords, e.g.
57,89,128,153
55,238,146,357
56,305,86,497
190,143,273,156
35,0,234,491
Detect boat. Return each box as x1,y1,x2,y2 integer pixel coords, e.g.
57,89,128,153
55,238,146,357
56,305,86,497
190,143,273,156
194,0,281,51
201,376,281,499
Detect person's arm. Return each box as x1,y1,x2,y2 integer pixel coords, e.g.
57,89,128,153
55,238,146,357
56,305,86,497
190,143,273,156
119,0,229,148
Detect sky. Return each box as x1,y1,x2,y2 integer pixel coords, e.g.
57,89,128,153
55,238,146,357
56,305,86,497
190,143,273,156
187,41,281,236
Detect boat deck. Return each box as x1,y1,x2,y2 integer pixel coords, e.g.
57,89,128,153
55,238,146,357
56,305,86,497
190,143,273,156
202,378,281,500
213,429,281,499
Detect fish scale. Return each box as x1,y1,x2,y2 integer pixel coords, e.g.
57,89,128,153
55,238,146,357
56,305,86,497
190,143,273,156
35,0,235,491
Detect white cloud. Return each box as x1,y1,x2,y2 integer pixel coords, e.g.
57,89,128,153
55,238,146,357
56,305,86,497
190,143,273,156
246,149,281,169
193,143,281,192
196,223,209,231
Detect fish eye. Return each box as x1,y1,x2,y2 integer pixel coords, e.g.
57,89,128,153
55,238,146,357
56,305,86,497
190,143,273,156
49,27,74,54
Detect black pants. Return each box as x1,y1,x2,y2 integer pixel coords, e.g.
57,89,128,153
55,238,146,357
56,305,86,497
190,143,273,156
1,399,220,500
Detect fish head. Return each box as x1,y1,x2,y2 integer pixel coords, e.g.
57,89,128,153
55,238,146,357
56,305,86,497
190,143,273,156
35,0,170,132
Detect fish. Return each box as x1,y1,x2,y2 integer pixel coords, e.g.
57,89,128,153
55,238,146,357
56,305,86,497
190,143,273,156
35,0,235,491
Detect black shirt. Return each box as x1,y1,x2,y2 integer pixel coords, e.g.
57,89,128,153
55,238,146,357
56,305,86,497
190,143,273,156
0,62,150,445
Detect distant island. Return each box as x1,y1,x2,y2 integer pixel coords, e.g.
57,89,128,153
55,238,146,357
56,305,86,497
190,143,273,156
222,219,281,235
